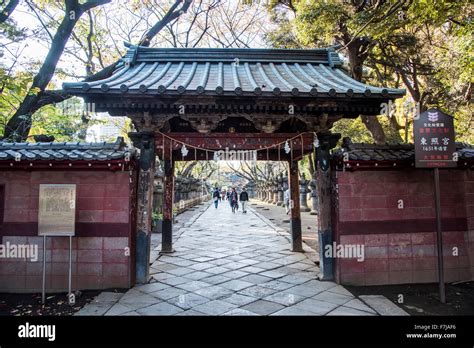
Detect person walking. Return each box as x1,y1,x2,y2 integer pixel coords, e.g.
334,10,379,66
229,187,239,213
212,187,220,209
239,187,249,213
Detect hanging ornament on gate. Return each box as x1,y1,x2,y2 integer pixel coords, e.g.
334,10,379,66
284,140,291,154
181,144,189,158
313,133,319,148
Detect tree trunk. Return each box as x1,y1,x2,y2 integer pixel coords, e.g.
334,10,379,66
361,115,386,144
347,40,387,144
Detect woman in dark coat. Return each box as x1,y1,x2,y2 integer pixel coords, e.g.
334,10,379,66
212,187,220,208
229,187,239,213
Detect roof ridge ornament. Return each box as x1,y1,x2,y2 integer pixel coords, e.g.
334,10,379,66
123,41,138,66
327,50,335,68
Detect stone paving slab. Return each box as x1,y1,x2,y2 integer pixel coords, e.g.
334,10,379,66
250,200,320,253
342,299,377,314
241,299,285,315
137,302,184,316
77,201,408,316
75,302,116,316
223,308,259,316
290,298,339,315
105,303,138,316
359,295,409,316
166,293,210,310
327,306,376,316
191,300,238,315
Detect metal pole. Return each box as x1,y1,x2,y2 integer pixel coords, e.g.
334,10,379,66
68,236,72,303
42,236,46,305
433,168,446,303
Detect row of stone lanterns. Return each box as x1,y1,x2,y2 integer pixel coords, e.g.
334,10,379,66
255,172,318,214
153,167,210,232
174,177,204,203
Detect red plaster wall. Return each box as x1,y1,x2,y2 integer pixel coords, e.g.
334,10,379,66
0,170,135,293
334,168,473,286
466,170,474,281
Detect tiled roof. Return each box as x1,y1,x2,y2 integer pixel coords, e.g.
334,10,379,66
333,137,474,168
0,137,132,162
63,45,405,98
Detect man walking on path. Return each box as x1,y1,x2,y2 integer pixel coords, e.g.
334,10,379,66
212,187,220,209
239,187,249,213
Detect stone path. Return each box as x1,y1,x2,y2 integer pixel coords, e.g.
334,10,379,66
76,201,407,316
251,200,320,251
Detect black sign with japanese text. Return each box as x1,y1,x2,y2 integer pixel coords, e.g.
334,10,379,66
414,108,456,168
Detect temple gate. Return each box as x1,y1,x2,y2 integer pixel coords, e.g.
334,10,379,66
63,45,404,283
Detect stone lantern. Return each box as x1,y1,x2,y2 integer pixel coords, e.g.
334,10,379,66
174,176,182,204
265,182,272,202
246,181,255,198
277,172,284,206
309,177,319,215
272,178,278,204
299,173,310,212
282,172,289,209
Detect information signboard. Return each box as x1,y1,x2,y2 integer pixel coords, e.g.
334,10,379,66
414,108,456,168
38,184,76,236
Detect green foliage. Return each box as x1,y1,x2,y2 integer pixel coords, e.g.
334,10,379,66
0,21,26,41
263,16,301,49
152,211,163,222
294,0,349,46
30,98,103,142
331,118,373,144
266,0,473,145
0,71,32,136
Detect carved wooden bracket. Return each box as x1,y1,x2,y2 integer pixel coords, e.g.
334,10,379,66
181,116,225,133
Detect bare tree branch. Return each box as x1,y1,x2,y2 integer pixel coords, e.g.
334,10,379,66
138,0,193,47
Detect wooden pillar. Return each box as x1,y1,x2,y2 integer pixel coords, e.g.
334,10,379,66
129,131,155,284
316,132,341,280
161,138,174,253
289,160,303,252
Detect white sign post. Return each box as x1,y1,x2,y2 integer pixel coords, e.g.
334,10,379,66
38,184,76,305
